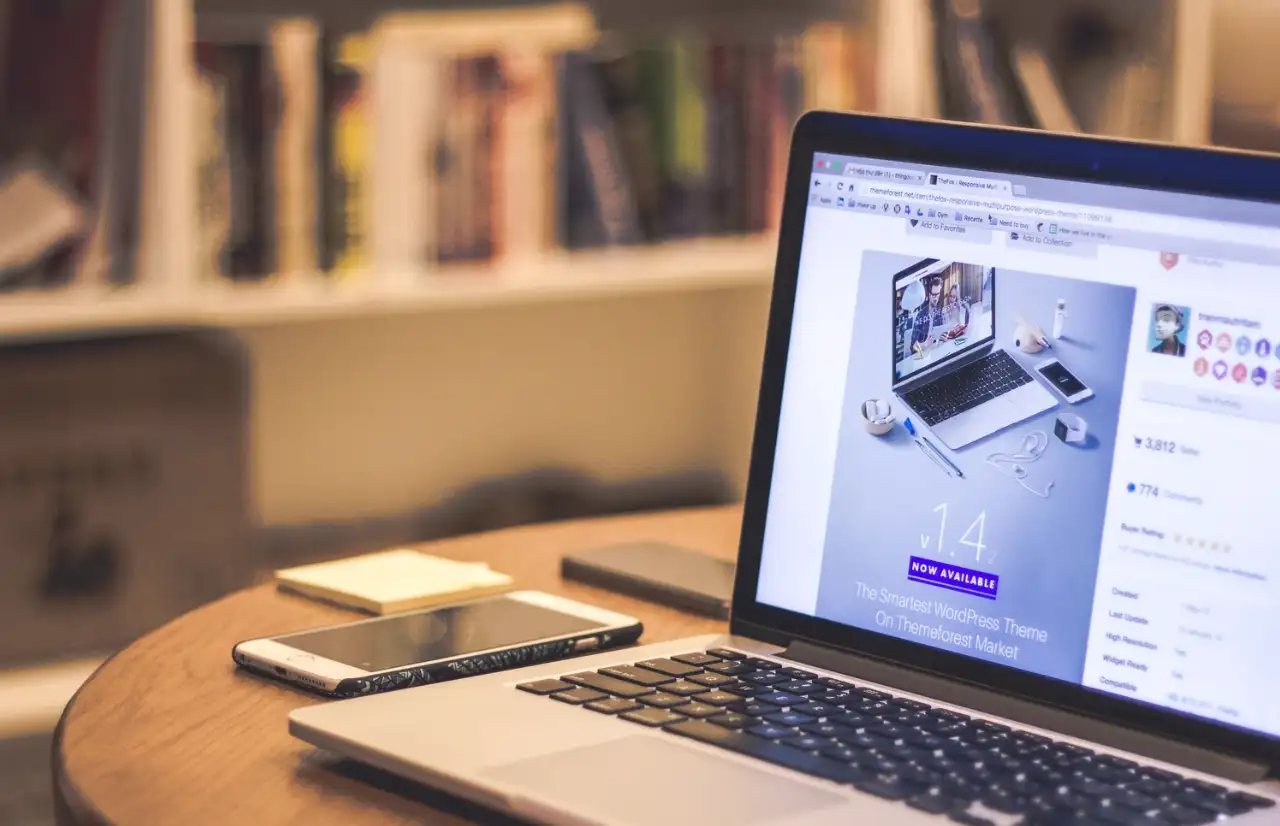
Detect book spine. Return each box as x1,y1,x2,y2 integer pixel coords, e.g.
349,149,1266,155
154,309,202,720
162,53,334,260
499,47,555,262
321,32,370,277
561,51,642,247
270,19,320,277
767,35,804,234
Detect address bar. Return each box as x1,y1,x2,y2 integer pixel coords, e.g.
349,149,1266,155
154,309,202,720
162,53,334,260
861,183,1111,224
857,182,1280,246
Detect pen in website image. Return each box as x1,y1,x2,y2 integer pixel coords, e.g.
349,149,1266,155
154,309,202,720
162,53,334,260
914,438,956,477
904,418,965,479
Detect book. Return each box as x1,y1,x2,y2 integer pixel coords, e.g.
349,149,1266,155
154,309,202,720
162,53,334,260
932,0,1032,127
274,547,514,614
0,0,120,288
321,31,372,277
270,19,321,276
1011,45,1079,133
193,19,284,282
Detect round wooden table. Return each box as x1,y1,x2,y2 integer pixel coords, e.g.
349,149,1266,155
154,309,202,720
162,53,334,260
54,506,741,826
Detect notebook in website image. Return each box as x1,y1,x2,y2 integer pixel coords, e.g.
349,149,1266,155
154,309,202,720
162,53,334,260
290,114,1280,826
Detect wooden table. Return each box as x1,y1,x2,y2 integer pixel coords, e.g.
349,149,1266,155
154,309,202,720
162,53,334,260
54,506,742,826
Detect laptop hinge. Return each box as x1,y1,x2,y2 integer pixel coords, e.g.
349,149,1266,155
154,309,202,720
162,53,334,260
781,640,1270,784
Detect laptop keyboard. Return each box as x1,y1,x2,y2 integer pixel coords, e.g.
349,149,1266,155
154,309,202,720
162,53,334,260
518,649,1275,825
904,350,1034,427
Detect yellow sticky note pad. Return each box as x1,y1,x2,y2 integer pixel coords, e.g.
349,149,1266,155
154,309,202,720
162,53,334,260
274,548,513,614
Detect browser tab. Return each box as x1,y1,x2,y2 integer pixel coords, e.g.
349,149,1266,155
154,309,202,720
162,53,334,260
847,164,926,185
927,172,1013,196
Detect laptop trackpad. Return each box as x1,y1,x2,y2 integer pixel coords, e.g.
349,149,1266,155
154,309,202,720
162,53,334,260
483,736,847,824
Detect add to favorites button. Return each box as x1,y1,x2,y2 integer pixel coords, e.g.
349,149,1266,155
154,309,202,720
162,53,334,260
907,555,999,600
905,220,993,245
1141,381,1280,424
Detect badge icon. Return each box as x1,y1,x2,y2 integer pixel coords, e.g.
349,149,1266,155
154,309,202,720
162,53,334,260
1259,339,1273,358
1194,357,1209,377
1253,366,1269,386
1233,363,1249,383
1217,332,1233,352
1197,330,1213,350
1237,335,1253,356
1213,360,1229,380
1160,252,1180,270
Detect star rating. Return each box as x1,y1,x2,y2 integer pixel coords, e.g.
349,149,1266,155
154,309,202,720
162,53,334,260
1171,534,1230,553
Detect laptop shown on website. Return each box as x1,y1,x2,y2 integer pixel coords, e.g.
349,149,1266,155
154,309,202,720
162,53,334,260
290,114,1280,826
889,258,1057,449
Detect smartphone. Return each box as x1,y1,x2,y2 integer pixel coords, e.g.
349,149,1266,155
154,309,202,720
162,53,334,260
232,591,642,697
561,542,736,619
1036,357,1094,403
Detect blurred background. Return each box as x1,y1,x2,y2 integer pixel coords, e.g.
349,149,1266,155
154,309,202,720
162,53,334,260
0,0,1276,822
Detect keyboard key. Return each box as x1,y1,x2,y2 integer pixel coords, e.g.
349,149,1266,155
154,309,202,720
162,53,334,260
636,658,703,677
671,652,720,666
638,692,688,709
801,722,847,738
599,665,674,686
969,720,1011,734
780,667,817,679
742,672,788,686
818,678,854,690
584,698,642,715
688,672,737,688
728,700,772,716
1227,791,1277,813
765,711,815,727
675,702,723,719
775,680,821,695
746,724,799,741
695,691,740,706
516,679,574,695
709,713,752,729
758,692,806,707
780,735,830,751
662,680,708,696
705,661,754,676
620,707,687,727
705,648,746,660
550,687,608,705
813,690,852,705
724,683,766,697
792,702,838,718
560,672,656,698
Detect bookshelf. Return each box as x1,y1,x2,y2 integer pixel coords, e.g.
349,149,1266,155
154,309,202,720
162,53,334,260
0,236,774,339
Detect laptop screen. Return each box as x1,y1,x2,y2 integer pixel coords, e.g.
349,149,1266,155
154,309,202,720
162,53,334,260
893,260,995,383
756,152,1280,739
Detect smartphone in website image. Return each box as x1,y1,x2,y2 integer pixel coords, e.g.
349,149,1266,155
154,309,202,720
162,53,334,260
1036,357,1094,403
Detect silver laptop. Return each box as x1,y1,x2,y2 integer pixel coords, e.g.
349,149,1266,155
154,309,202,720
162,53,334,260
891,259,1057,450
291,114,1280,826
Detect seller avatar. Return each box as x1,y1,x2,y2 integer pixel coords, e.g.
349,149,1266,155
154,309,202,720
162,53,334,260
1149,304,1189,357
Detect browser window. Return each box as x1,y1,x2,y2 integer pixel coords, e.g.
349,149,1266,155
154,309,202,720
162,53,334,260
758,151,1280,738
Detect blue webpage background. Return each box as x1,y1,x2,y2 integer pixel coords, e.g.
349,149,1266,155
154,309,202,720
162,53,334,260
813,250,1137,682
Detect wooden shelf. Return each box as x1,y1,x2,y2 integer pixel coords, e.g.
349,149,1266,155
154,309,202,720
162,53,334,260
0,237,775,339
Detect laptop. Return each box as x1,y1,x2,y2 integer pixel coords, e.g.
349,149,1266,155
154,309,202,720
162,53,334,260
891,259,1057,449
291,114,1280,826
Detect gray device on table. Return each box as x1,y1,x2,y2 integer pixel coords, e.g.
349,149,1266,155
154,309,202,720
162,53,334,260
290,115,1280,825
561,542,735,619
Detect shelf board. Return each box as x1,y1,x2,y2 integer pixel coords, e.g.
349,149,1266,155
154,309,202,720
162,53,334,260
0,237,776,339
0,657,104,739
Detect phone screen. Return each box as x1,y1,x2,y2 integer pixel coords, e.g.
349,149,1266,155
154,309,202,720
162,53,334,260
276,597,608,671
1038,360,1087,397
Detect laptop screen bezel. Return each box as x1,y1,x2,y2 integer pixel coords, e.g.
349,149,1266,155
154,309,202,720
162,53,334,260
731,112,1280,769
890,258,997,388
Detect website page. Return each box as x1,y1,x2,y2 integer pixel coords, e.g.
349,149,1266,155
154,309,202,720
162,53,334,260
756,154,1280,738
